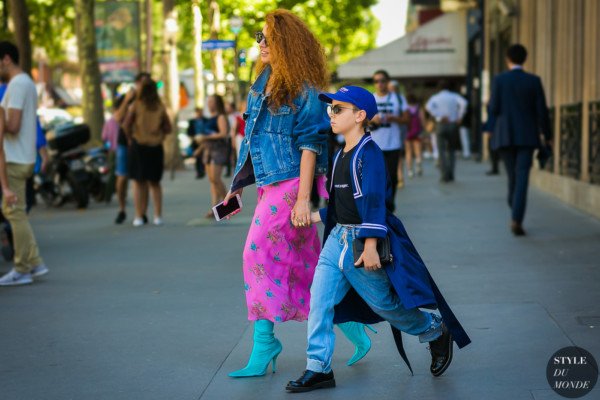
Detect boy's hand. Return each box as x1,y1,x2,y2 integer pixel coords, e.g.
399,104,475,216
354,238,381,271
310,211,321,225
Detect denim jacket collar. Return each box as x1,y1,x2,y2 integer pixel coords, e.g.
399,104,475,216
251,65,271,94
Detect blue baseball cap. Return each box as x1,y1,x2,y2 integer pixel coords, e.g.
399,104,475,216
318,86,378,120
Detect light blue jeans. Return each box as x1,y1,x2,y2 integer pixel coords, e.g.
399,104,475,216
306,224,442,373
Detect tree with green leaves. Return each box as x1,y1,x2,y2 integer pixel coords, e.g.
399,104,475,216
26,0,75,67
175,0,379,82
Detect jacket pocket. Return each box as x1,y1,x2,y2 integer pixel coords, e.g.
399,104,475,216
259,130,296,173
267,104,293,134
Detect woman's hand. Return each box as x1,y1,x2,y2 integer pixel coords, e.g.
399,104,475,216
291,199,311,228
222,188,244,219
354,238,381,271
223,188,243,205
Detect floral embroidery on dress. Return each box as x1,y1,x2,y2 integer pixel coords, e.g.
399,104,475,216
251,301,267,318
250,263,265,282
241,177,327,323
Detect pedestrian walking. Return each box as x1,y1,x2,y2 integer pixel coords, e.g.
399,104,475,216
425,81,467,182
286,86,470,392
370,70,408,208
197,94,229,218
102,95,126,221
225,101,241,176
187,107,206,179
388,80,410,187
113,72,151,225
223,9,373,378
459,97,472,159
0,75,47,213
123,79,171,227
488,44,552,236
405,93,425,178
0,41,48,286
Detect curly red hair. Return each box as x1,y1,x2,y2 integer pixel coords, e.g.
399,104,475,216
256,9,329,110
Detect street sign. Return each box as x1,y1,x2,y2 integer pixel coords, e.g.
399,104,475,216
229,16,243,35
202,40,236,50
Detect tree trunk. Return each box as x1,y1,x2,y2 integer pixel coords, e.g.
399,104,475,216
192,0,205,108
162,0,183,174
209,0,225,95
74,0,104,143
144,0,152,73
8,0,32,75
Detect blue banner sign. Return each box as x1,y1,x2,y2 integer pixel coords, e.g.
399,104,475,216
202,40,236,50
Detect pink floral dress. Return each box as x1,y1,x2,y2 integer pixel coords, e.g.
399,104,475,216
242,176,327,323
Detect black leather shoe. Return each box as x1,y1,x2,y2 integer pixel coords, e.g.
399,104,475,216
429,323,453,377
511,221,526,236
286,370,335,392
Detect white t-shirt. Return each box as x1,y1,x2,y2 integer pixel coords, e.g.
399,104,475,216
1,73,37,164
370,92,407,151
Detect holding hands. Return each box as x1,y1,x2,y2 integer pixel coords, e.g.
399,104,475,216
291,199,311,228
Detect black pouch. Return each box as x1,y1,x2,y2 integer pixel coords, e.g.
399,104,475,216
352,236,393,268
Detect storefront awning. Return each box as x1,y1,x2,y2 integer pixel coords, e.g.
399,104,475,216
338,11,467,80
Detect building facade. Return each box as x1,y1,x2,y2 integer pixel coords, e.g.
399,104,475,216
484,0,600,218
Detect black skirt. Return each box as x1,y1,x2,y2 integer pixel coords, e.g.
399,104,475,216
129,140,164,183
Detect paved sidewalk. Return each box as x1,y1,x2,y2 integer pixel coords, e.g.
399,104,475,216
0,159,598,400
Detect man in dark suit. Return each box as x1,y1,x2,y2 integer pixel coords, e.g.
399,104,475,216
489,44,552,236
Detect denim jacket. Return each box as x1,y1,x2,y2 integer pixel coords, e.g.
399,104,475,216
231,66,329,191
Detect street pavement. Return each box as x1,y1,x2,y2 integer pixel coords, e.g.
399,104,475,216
1,159,599,400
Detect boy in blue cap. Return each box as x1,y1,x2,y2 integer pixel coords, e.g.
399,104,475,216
286,86,470,392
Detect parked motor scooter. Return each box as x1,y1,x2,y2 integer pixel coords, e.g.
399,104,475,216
85,146,113,203
36,124,91,209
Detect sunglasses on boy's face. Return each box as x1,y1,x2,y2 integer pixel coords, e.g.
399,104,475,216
255,31,268,46
327,104,358,116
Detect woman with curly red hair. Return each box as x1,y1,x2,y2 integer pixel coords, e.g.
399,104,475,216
224,9,372,378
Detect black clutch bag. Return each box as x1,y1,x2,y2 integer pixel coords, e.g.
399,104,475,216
352,236,393,268
537,143,553,169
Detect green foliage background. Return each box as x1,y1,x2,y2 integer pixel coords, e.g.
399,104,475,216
1,0,380,78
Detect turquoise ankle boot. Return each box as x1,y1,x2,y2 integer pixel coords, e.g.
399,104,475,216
228,320,283,378
337,322,377,366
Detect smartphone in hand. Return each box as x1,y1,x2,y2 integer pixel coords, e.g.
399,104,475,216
212,194,242,221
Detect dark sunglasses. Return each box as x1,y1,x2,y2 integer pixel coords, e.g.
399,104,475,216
255,31,268,46
327,104,358,115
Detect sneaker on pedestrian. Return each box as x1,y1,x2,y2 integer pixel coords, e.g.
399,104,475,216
115,211,126,224
153,217,163,226
142,215,149,224
416,163,423,176
31,264,49,278
132,217,144,227
0,269,33,286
